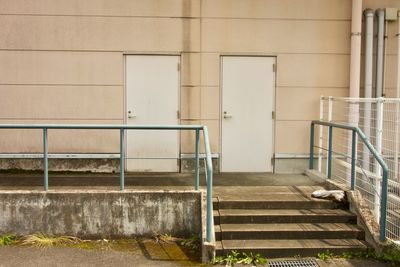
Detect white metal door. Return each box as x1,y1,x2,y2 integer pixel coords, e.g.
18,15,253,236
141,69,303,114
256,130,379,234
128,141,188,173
221,56,275,172
125,55,180,172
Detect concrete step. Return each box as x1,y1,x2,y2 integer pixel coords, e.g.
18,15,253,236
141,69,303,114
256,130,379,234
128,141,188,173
215,239,368,258
214,195,342,210
214,185,326,194
215,209,357,225
214,223,364,241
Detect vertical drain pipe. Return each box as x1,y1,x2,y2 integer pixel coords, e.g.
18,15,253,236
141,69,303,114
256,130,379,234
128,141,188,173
363,9,374,172
349,0,363,99
395,10,400,181
348,0,362,187
376,9,385,97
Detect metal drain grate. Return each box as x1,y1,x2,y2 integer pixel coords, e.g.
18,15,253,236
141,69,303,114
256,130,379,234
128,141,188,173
268,259,319,267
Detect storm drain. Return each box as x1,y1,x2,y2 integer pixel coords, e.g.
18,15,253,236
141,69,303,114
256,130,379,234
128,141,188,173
268,259,319,267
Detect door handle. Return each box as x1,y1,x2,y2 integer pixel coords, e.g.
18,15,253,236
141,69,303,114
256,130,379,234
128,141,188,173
127,110,136,119
223,111,232,119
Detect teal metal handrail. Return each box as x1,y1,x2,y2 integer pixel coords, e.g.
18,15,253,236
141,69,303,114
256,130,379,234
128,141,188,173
309,120,389,241
0,124,214,243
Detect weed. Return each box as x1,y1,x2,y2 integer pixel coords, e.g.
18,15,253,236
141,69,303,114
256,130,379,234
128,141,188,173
213,251,267,266
238,252,267,265
225,250,240,266
380,246,400,266
212,250,240,266
0,234,16,246
212,255,226,265
21,233,81,247
180,234,199,250
152,232,180,244
317,250,334,261
358,248,377,259
341,251,354,259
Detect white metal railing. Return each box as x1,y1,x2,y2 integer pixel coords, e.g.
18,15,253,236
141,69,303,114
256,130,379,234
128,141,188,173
319,96,400,244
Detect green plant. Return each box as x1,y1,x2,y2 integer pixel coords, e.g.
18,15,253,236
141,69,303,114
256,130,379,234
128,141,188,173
358,249,377,259
341,251,354,259
180,234,199,250
21,233,81,247
225,250,240,266
317,250,334,261
380,246,400,266
0,234,16,246
213,251,267,266
238,252,267,265
213,250,240,266
212,256,227,265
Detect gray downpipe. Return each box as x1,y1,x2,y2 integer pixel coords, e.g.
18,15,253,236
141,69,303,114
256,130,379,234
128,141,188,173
375,9,385,97
395,10,400,181
349,0,362,98
363,9,374,171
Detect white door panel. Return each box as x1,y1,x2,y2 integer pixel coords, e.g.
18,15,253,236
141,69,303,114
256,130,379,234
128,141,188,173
221,56,274,172
125,55,180,172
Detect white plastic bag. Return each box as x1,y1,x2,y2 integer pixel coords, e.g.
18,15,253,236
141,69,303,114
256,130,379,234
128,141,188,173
311,190,345,202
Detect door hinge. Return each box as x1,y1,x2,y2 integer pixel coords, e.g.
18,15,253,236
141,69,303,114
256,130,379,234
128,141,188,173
272,63,276,72
177,63,180,71
272,111,275,119
177,110,180,119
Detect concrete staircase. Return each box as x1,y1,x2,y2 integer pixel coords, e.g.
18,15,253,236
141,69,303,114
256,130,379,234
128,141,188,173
213,186,368,258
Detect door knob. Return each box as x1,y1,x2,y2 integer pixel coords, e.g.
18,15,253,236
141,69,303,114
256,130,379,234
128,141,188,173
127,110,136,119
223,111,232,119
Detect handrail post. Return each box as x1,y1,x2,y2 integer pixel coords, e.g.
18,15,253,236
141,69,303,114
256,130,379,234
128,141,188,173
328,126,333,179
203,126,214,242
120,128,125,191
195,129,200,190
206,164,213,242
351,130,357,190
43,128,48,191
318,96,324,172
309,122,315,169
380,168,388,241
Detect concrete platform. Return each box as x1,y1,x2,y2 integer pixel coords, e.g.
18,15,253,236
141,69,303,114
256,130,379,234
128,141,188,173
0,172,323,193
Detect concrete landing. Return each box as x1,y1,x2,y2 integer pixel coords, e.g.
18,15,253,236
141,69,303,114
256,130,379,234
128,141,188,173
0,172,323,191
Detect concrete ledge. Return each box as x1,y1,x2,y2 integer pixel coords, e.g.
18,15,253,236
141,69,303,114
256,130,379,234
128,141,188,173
0,190,202,238
0,158,220,173
275,158,316,174
0,158,119,173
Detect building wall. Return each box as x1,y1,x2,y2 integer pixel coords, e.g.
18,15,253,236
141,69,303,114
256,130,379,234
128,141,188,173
0,0,399,171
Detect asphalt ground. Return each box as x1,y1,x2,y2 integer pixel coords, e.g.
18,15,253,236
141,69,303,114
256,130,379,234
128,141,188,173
0,246,392,267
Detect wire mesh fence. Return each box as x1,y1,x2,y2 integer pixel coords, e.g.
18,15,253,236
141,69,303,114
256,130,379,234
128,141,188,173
318,96,400,244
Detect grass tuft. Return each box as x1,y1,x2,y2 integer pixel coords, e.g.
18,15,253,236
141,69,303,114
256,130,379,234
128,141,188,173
0,234,17,246
21,233,81,247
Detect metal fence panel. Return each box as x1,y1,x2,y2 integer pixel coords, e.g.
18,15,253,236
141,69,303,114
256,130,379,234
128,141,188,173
320,97,400,244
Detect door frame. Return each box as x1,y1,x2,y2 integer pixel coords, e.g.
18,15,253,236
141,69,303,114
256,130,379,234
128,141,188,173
123,53,182,172
219,55,277,173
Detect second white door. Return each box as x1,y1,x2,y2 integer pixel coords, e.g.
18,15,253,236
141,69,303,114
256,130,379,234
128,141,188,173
221,56,275,172
125,55,180,172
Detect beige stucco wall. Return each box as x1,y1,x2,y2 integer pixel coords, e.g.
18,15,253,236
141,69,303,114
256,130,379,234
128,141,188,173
0,0,399,170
